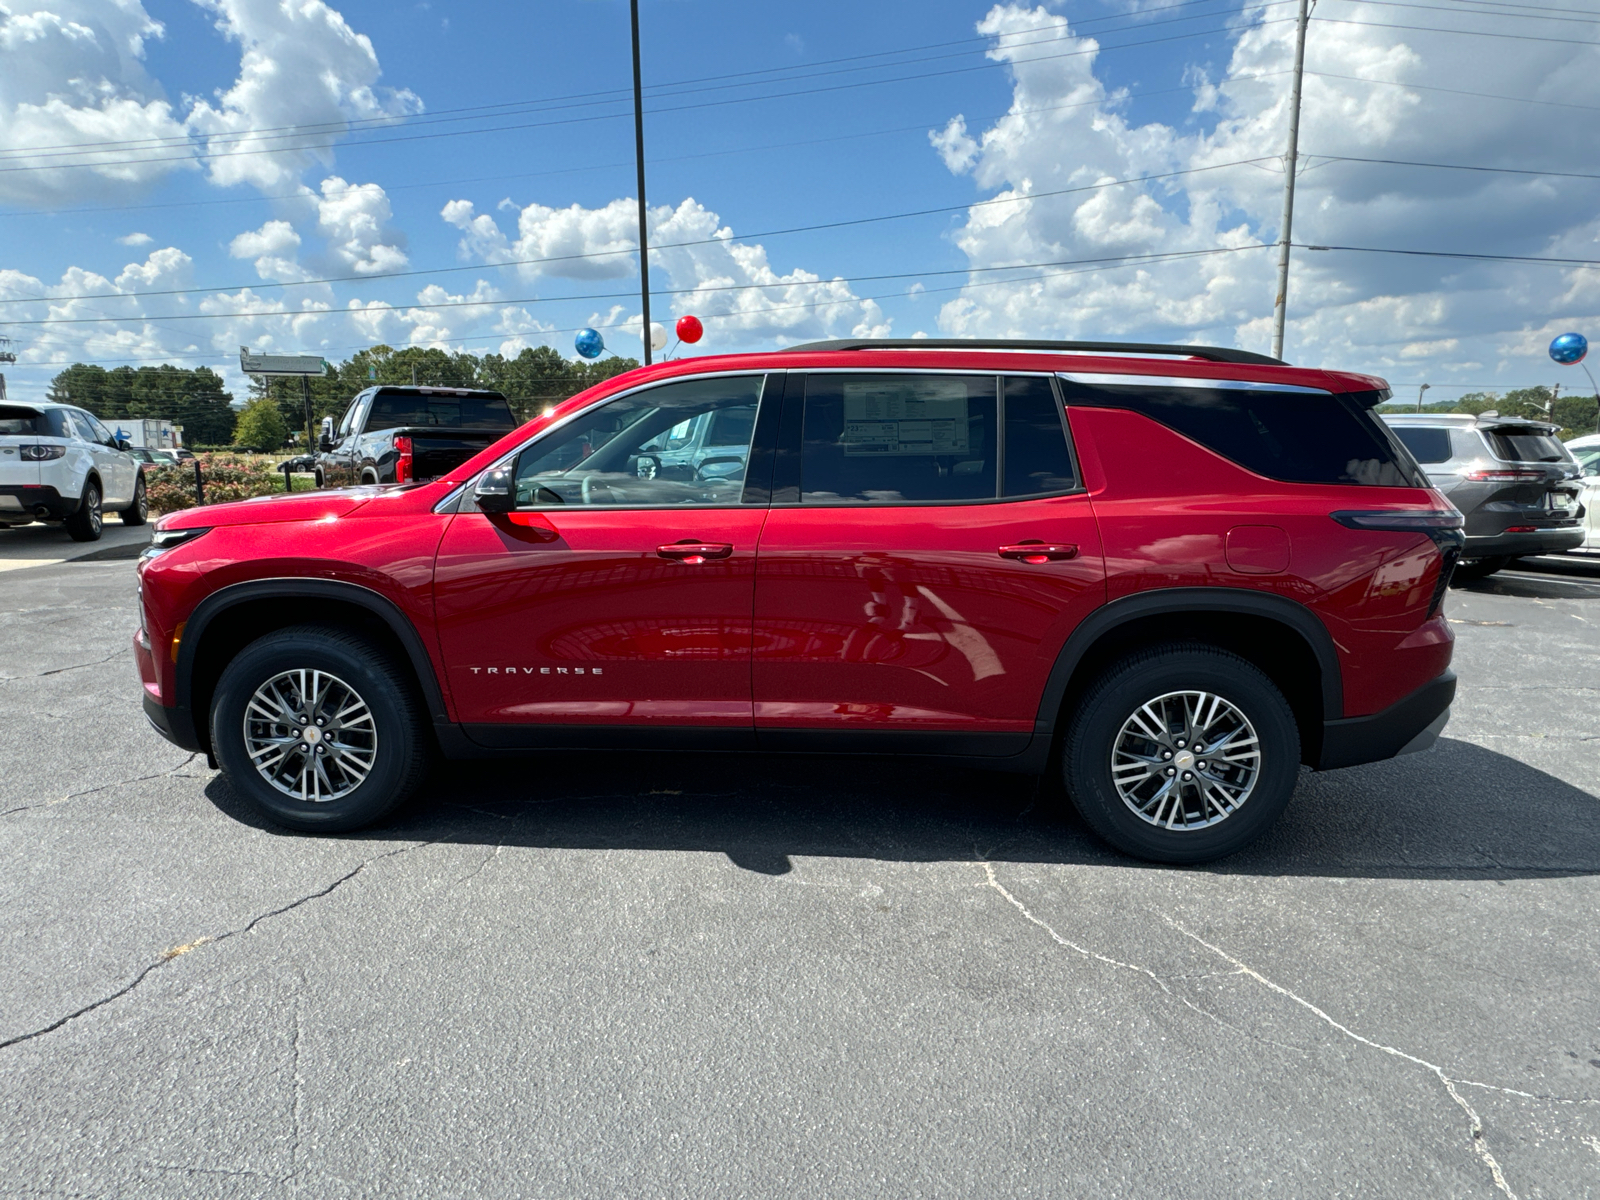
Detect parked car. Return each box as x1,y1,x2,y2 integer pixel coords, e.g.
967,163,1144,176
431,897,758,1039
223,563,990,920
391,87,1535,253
136,339,1462,864
1381,412,1584,581
277,454,317,473
1565,432,1600,553
315,385,519,488
0,401,147,539
123,446,168,472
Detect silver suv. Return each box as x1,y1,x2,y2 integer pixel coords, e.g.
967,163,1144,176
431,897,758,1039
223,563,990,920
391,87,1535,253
1382,412,1584,581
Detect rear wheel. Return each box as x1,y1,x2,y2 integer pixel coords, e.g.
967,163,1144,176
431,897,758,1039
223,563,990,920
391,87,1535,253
1063,644,1300,864
65,479,103,542
211,626,430,832
1451,556,1509,585
121,473,148,526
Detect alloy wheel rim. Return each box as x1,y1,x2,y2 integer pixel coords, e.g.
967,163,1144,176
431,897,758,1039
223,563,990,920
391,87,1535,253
1110,690,1261,830
87,488,101,534
243,668,377,802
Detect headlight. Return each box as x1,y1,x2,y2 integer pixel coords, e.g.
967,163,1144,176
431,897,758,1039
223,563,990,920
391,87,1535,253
141,525,211,559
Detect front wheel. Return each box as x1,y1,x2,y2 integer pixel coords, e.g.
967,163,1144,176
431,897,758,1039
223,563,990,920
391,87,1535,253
65,479,103,542
121,473,148,526
1063,644,1301,864
211,626,431,832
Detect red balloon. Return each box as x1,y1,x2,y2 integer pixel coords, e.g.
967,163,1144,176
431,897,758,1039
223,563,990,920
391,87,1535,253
675,315,703,344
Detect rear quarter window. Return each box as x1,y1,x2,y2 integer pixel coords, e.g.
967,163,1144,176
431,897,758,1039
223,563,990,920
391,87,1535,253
1059,379,1427,487
1390,426,1454,465
0,406,42,435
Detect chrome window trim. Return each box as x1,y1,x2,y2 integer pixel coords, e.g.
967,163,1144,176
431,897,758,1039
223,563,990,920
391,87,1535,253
1058,372,1330,395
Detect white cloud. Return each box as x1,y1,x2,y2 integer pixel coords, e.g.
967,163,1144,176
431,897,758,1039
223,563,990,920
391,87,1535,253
228,218,310,283
185,0,421,191
311,176,407,274
117,232,154,247
931,2,1600,388
0,1,193,205
442,194,890,349
0,0,418,207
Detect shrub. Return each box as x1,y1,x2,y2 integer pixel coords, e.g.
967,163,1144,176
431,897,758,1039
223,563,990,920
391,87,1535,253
145,452,297,516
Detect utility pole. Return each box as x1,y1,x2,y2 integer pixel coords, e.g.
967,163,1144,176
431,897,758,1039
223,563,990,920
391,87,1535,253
1415,382,1430,412
630,0,653,366
1270,0,1311,363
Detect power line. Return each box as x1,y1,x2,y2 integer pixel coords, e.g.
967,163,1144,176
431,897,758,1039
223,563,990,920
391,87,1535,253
1,246,1269,328
0,19,1294,176
1314,13,1600,42
1305,69,1600,114
0,0,1259,162
1299,243,1600,266
0,158,1278,306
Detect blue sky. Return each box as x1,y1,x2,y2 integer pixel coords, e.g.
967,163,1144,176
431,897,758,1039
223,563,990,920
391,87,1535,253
2,0,1598,400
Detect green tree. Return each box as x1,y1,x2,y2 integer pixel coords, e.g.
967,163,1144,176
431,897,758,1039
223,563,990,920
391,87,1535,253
47,362,236,444
232,397,289,449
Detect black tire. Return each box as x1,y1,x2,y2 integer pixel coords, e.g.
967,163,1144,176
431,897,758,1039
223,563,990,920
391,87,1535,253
211,626,431,833
65,479,103,542
1063,643,1301,864
120,473,148,526
1451,556,1509,585
361,469,379,485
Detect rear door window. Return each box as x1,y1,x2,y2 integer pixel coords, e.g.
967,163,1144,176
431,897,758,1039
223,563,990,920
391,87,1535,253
1002,375,1077,495
1059,376,1426,487
799,374,997,504
1391,426,1453,464
1484,428,1566,463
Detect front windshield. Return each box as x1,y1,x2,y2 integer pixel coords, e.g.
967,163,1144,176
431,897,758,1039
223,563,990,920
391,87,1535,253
513,375,764,507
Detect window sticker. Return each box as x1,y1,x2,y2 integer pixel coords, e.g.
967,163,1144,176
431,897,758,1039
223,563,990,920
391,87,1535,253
841,379,971,456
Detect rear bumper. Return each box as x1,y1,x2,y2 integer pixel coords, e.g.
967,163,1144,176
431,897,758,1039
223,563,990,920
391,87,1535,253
1317,668,1456,770
0,484,74,521
1465,525,1585,559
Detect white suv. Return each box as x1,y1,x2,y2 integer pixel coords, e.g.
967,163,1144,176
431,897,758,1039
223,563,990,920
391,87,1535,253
0,401,147,540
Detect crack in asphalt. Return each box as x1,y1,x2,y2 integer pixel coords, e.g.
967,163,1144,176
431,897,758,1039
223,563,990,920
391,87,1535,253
978,862,1307,1056
1167,918,1522,1200
0,841,434,1053
0,754,200,818
0,648,126,682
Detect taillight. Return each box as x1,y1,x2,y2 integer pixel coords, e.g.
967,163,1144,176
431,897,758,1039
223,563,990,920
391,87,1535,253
1332,510,1465,618
19,444,66,461
1330,509,1464,535
1461,466,1545,482
394,436,413,483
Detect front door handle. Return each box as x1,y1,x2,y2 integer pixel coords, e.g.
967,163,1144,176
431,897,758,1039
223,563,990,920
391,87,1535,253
657,541,733,564
999,543,1078,563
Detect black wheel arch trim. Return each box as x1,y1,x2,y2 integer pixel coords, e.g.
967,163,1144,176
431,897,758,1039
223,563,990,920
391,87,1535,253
174,578,450,729
1034,587,1344,734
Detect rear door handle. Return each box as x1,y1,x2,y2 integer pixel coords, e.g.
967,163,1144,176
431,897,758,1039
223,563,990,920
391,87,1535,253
657,541,733,563
999,543,1078,563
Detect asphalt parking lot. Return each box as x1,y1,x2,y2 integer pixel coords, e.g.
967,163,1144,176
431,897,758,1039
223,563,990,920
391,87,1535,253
1,552,1597,1198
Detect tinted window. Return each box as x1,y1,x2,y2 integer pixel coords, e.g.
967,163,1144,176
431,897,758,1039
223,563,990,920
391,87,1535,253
1484,428,1566,463
368,391,515,431
1574,446,1600,474
514,375,764,507
1391,425,1453,464
0,406,43,435
800,374,996,504
1061,379,1426,487
1003,376,1076,495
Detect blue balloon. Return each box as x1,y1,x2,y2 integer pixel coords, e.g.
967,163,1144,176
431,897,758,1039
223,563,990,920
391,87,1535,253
574,328,604,360
1550,331,1588,365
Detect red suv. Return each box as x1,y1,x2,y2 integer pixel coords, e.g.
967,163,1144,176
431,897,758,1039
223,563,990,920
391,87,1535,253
134,340,1462,862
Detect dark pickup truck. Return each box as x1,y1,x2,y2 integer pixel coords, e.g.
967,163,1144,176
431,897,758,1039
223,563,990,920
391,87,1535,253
315,386,519,487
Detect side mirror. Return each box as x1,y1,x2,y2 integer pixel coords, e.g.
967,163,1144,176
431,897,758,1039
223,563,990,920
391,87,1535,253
474,464,516,513
115,438,132,452
318,435,334,452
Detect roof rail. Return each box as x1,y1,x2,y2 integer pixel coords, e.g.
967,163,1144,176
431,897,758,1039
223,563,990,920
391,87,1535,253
780,338,1285,366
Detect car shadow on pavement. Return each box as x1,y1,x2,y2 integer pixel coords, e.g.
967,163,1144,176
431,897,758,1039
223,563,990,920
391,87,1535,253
202,736,1600,881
